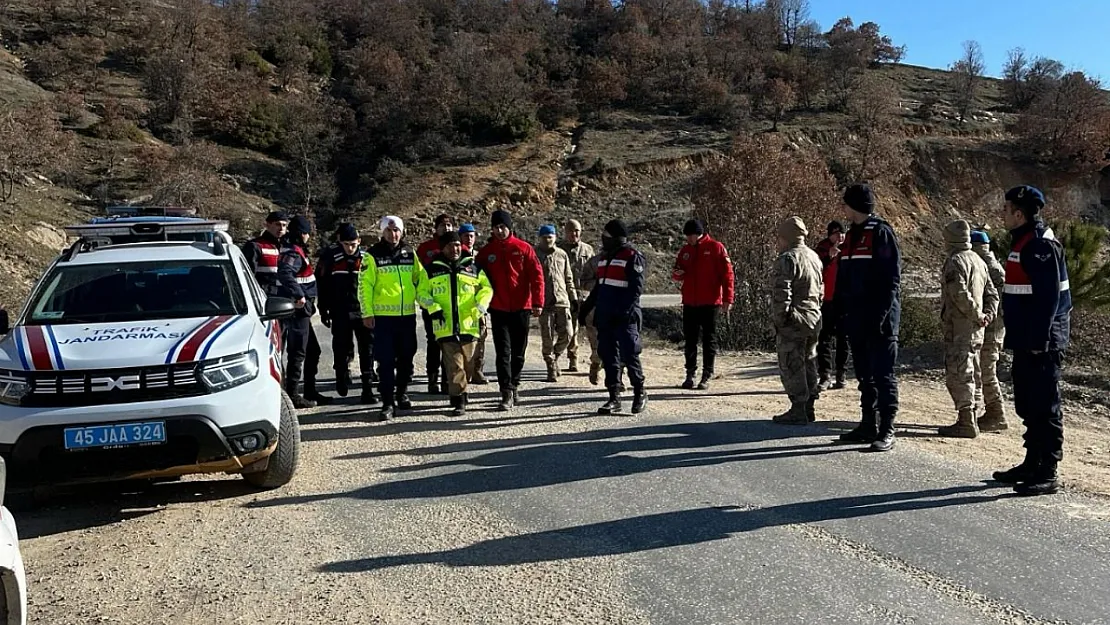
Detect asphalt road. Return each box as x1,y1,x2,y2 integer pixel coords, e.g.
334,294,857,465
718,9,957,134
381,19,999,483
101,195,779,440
282,318,1110,625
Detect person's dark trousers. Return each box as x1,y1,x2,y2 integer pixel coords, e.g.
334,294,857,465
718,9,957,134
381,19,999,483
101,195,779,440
282,315,320,392
848,332,899,433
332,314,374,380
374,315,418,405
682,305,718,378
817,301,849,379
1011,350,1065,464
421,310,448,384
598,314,646,390
490,310,532,390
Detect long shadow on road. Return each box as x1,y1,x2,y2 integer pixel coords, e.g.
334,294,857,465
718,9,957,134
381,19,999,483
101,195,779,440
249,420,848,508
318,484,1006,572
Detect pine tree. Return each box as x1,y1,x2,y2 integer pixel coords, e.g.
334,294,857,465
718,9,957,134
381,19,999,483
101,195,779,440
1060,223,1110,311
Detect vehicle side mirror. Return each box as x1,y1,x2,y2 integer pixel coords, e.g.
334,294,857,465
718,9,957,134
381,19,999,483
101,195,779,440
260,297,296,321
0,310,8,336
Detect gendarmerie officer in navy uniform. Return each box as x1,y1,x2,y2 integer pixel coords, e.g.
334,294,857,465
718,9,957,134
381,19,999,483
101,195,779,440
242,211,290,294
993,185,1072,496
317,223,377,405
578,219,648,415
276,215,331,409
835,183,902,452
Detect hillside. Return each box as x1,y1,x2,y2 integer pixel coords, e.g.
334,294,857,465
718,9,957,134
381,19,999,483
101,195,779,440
0,1,1107,316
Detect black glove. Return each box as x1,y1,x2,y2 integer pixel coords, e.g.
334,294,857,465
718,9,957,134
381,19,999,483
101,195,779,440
430,309,446,323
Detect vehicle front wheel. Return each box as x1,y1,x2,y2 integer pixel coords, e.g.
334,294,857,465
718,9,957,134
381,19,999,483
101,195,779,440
243,391,300,489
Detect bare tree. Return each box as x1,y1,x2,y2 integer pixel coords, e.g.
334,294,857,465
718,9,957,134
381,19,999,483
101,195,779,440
1017,71,1110,165
831,74,909,184
950,40,986,124
0,102,76,202
764,77,795,130
768,0,810,47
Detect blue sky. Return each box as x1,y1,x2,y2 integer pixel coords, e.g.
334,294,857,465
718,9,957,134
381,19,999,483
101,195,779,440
809,0,1109,81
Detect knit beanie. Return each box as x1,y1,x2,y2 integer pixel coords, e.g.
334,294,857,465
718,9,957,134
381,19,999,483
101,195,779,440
335,223,359,242
604,219,629,239
683,219,705,236
1005,185,1045,216
380,215,404,234
491,210,513,229
777,216,808,241
438,231,461,247
843,184,875,214
944,220,971,245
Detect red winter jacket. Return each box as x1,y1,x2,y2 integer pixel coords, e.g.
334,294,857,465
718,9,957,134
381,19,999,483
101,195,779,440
477,234,545,312
672,234,735,307
815,237,840,303
416,238,441,269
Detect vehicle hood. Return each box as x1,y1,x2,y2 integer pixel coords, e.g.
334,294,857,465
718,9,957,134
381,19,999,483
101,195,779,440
0,315,255,371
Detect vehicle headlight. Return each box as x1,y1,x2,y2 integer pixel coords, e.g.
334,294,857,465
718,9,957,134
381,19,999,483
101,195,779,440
198,351,259,392
0,371,29,406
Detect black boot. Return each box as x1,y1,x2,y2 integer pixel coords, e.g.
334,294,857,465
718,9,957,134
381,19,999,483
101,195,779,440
831,372,846,390
869,415,896,452
427,378,439,395
806,398,816,423
839,414,878,443
598,387,622,415
1014,461,1059,496
371,403,393,422
993,449,1040,484
631,388,648,414
285,381,316,410
449,395,466,417
681,374,695,390
303,381,332,406
360,375,379,405
511,388,520,406
498,388,514,412
696,374,711,391
335,369,350,397
395,391,412,410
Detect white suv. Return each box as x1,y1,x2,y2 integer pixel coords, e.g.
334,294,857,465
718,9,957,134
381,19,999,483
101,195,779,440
0,214,300,493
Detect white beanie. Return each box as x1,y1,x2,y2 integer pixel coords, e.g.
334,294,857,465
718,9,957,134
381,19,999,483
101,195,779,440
380,215,404,234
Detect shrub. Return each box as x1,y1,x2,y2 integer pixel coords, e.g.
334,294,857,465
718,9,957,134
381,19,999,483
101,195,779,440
899,295,943,350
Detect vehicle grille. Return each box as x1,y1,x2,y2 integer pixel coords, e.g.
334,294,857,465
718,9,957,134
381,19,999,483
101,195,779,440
24,364,205,407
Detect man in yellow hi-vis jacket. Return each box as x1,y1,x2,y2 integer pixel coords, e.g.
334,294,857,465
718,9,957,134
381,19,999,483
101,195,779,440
359,215,427,421
417,231,494,416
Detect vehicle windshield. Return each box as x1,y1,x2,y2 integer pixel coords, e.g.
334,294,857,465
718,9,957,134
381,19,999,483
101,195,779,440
25,260,247,325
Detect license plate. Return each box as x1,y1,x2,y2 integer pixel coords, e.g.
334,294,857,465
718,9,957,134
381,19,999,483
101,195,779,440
63,421,167,450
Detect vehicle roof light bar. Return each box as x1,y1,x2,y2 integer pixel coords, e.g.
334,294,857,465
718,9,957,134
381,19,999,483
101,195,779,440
105,206,199,217
63,220,230,238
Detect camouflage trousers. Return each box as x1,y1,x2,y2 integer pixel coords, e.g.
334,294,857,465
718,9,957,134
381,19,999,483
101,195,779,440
569,307,602,367
540,306,572,365
776,326,820,403
945,326,984,412
975,335,1005,411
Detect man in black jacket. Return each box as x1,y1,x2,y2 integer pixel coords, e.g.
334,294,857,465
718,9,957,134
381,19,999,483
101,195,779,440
834,184,902,452
276,216,331,409
317,223,377,405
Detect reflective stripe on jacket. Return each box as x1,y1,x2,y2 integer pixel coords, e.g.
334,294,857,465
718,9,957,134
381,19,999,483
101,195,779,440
1002,220,1072,351
416,252,494,342
358,240,425,318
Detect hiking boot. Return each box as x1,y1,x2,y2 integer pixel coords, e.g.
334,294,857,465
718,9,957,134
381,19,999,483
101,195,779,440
806,398,816,422
839,415,878,443
1014,462,1059,496
303,383,331,406
869,417,896,452
817,376,831,392
289,393,316,410
470,371,489,385
335,370,351,397
372,405,393,421
449,395,466,417
598,387,622,415
545,361,558,383
681,375,695,390
631,388,648,414
395,393,412,410
772,402,808,424
498,389,514,412
360,388,379,405
566,357,578,373
978,402,1009,432
993,450,1039,484
511,388,520,405
696,375,711,391
938,409,979,439
589,362,601,385
831,372,847,390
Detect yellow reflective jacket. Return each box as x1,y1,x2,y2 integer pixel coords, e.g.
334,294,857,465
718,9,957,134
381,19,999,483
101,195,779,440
358,241,426,317
416,252,494,342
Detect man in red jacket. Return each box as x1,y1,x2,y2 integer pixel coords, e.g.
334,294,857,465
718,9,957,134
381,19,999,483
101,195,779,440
672,219,734,390
815,220,849,390
416,213,454,394
477,210,545,411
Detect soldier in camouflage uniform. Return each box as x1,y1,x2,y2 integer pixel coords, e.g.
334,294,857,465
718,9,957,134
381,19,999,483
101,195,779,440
535,224,578,382
938,220,999,439
559,219,597,374
971,229,1008,431
771,217,824,425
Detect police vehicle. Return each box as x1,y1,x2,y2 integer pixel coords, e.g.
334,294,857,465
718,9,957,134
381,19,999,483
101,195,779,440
0,209,301,493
